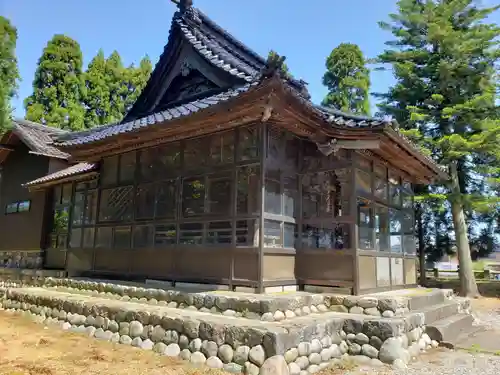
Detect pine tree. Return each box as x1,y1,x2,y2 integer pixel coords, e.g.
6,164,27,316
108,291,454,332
0,17,20,133
377,0,500,297
24,35,85,130
322,43,370,115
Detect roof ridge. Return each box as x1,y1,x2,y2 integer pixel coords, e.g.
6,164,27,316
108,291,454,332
13,119,70,134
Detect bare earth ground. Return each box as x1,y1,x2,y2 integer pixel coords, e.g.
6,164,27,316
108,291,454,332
1,298,500,375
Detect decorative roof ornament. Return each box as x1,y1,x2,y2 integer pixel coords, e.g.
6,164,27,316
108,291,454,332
261,52,287,79
171,0,201,23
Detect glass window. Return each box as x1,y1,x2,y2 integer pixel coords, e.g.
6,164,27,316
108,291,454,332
53,207,69,233
402,191,413,209
101,156,118,186
96,227,112,248
133,225,153,248
83,228,95,248
389,209,402,253
53,186,62,205
209,131,234,165
206,221,232,244
356,170,371,194
375,205,390,251
358,198,374,250
57,235,67,249
5,203,18,214
389,172,401,206
114,226,131,249
84,190,97,224
184,138,207,169
302,172,341,218
119,152,136,184
156,180,177,218
99,186,134,222
357,156,372,170
238,126,259,161
301,223,349,249
69,228,82,249
179,223,203,245
72,192,85,226
283,176,297,218
61,184,72,205
155,224,177,246
374,175,388,201
18,201,31,212
265,171,281,215
237,166,260,215
264,220,282,248
284,136,299,170
284,223,297,248
140,143,181,181
402,211,415,254
136,184,156,219
207,173,231,215
236,220,257,246
182,177,205,217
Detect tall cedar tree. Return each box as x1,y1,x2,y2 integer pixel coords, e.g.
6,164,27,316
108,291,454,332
376,0,500,297
0,17,20,133
25,35,85,130
322,43,370,115
83,50,151,128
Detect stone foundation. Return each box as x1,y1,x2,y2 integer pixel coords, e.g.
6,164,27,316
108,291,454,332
0,284,443,374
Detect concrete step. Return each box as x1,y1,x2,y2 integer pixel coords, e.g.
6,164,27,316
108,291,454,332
415,300,460,325
407,290,447,310
426,313,475,346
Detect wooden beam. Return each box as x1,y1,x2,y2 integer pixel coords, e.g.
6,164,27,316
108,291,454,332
0,144,14,151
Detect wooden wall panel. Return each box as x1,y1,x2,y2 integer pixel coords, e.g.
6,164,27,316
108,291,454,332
44,249,66,269
391,258,404,285
376,257,391,287
129,249,175,279
404,258,417,285
296,251,354,283
358,256,376,290
175,248,230,280
66,249,92,272
93,249,131,273
263,254,295,281
233,249,258,281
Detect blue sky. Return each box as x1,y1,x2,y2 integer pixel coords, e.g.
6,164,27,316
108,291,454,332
1,0,498,119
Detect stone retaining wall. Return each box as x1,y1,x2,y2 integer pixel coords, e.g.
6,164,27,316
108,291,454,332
0,287,437,374
33,278,451,322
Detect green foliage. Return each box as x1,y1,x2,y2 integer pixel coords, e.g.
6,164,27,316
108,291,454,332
376,0,500,261
0,17,20,133
24,35,152,130
83,50,151,127
24,35,85,131
322,43,370,115
267,50,290,77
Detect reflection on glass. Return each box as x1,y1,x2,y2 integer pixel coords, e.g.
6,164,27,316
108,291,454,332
114,226,131,249
236,220,257,246
207,174,231,215
284,223,297,248
209,131,234,164
356,170,371,194
301,224,349,249
264,178,281,215
179,223,203,244
358,198,374,250
389,209,402,253
182,178,205,217
283,176,297,218
264,220,282,248
237,166,259,215
207,221,232,244
133,225,153,248
154,224,177,246
239,127,259,161
375,205,390,251
96,227,112,248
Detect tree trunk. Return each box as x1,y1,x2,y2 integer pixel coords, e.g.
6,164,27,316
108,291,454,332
417,204,426,286
449,161,480,298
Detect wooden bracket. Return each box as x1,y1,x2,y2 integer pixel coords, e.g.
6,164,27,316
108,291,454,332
316,138,380,156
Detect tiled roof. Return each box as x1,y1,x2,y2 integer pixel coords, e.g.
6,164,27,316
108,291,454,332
11,119,70,159
54,82,258,147
24,162,97,187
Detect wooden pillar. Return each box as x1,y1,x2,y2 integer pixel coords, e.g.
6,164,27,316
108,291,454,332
350,152,360,295
257,123,267,293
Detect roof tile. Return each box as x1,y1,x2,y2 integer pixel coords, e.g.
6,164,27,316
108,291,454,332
24,162,97,187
